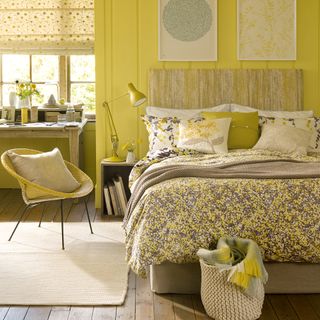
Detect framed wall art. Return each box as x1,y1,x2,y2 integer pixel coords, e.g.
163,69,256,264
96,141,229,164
158,0,217,61
238,0,296,60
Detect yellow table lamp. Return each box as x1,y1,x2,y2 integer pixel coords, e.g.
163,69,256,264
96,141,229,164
103,83,146,162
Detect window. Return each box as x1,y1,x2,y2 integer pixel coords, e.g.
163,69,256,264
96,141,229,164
0,55,96,114
70,56,96,113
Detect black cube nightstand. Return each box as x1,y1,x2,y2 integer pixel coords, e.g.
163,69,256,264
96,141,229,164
100,161,135,215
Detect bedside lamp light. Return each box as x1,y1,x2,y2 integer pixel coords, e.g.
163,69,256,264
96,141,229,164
128,83,147,107
103,83,146,162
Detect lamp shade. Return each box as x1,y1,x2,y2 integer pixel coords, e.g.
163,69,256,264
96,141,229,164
128,83,147,107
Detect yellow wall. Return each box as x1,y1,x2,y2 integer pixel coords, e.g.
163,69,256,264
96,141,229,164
82,122,96,184
95,0,320,207
0,122,96,188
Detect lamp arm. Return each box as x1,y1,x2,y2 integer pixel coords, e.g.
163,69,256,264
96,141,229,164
106,93,128,105
103,101,119,138
102,92,129,137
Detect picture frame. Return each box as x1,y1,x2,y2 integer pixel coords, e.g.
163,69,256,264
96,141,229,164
158,0,217,61
237,0,296,61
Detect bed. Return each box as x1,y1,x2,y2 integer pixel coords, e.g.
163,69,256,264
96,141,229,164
124,69,320,294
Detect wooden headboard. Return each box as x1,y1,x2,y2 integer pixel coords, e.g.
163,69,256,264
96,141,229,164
149,69,303,111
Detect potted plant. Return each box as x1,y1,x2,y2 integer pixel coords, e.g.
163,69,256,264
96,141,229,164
122,140,136,164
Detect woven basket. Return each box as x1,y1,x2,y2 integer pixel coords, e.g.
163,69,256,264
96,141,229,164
200,259,264,320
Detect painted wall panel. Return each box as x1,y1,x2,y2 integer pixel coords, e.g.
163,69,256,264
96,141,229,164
95,0,320,207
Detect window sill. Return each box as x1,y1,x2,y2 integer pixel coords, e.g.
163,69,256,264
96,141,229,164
84,113,96,122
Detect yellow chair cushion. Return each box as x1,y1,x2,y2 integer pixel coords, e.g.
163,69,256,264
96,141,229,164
201,112,259,149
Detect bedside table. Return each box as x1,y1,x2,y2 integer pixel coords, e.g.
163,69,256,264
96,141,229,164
100,161,135,215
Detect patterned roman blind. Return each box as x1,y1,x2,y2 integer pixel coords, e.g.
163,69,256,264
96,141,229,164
0,0,94,54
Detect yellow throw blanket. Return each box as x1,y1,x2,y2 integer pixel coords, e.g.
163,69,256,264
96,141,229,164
197,238,268,297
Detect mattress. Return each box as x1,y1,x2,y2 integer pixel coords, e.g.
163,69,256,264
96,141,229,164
124,149,320,277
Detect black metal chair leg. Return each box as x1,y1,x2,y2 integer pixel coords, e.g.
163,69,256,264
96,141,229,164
8,205,30,241
84,197,93,234
38,204,46,227
60,200,65,250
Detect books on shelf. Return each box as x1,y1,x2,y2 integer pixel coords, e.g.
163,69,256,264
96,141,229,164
103,186,113,215
107,181,121,216
114,176,127,214
104,175,128,216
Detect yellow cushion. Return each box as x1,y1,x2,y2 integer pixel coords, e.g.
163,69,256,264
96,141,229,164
201,112,259,149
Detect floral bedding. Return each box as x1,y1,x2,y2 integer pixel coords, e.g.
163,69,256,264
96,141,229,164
124,149,320,277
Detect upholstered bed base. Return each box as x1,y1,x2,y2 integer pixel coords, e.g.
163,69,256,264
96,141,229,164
150,262,320,294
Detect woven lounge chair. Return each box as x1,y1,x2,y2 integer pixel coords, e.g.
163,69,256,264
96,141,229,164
1,148,93,249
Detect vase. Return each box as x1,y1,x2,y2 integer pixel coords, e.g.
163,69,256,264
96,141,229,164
126,151,136,164
18,96,30,109
9,92,16,107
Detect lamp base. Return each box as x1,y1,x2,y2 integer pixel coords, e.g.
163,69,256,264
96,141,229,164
103,155,124,163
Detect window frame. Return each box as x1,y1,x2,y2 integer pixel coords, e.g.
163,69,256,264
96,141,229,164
0,54,95,116
67,56,96,114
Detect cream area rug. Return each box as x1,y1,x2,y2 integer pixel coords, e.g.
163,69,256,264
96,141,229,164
0,222,129,305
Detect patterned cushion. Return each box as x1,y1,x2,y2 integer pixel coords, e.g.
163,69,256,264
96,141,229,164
141,115,180,152
259,117,320,153
177,118,231,154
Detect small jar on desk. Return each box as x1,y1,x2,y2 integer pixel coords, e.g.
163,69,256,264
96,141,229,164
66,105,75,122
30,106,38,123
21,107,28,124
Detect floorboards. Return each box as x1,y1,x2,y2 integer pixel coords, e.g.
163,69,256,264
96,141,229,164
24,307,51,320
4,307,28,320
0,308,9,320
0,189,319,320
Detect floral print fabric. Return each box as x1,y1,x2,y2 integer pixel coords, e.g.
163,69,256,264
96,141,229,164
177,118,231,154
141,115,180,152
125,149,320,277
0,0,94,54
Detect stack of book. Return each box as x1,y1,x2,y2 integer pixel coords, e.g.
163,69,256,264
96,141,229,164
104,175,128,216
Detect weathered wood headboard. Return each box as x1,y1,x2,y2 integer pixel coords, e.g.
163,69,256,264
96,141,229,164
149,69,303,111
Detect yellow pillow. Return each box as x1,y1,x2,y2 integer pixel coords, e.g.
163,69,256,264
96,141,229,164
201,112,259,149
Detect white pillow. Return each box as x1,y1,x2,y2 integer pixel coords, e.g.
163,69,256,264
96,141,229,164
146,104,230,120
253,124,312,155
177,118,232,154
8,148,80,193
259,116,320,153
231,104,314,119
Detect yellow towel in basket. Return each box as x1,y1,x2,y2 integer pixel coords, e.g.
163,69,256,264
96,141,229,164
197,238,268,296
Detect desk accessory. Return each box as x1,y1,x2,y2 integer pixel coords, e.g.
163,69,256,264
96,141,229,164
102,83,146,162
66,105,76,122
16,81,41,109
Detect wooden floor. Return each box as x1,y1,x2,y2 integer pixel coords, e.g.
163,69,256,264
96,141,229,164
0,189,319,320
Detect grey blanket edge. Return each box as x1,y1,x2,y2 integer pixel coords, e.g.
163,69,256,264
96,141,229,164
123,159,320,227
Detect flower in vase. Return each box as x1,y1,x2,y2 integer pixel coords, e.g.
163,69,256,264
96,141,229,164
16,80,42,100
122,140,136,153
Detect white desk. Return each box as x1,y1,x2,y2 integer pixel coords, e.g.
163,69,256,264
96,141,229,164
0,120,87,167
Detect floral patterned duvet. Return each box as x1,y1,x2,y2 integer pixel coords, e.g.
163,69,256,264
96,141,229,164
124,149,320,277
